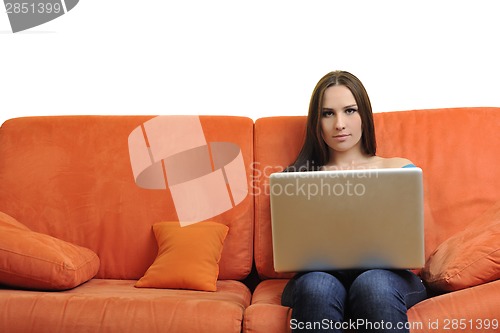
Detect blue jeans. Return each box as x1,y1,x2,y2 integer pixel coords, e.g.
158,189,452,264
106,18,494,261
281,269,428,333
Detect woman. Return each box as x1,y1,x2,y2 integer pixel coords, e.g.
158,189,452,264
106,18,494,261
281,71,427,333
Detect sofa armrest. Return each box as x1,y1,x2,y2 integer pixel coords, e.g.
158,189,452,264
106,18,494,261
408,279,500,333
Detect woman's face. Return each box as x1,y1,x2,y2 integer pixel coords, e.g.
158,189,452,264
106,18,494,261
320,85,363,155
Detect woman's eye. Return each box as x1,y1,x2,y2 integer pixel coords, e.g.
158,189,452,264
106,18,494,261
322,110,334,117
345,108,358,114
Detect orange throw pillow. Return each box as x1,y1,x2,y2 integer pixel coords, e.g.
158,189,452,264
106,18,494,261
422,202,500,292
135,221,229,291
0,211,100,291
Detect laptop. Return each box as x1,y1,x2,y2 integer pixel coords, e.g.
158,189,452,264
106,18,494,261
269,167,424,272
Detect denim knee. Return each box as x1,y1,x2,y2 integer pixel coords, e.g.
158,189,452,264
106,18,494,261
349,270,404,307
348,269,426,333
294,272,347,306
349,269,426,309
290,271,347,328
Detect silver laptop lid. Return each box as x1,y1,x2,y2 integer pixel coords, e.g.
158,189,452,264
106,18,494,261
270,168,424,272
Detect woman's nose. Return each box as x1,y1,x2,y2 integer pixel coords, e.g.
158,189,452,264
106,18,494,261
335,115,346,130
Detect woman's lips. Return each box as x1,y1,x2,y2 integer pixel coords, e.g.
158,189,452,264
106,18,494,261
333,134,350,141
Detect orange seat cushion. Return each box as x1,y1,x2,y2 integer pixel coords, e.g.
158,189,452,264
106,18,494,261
0,211,100,291
135,221,229,291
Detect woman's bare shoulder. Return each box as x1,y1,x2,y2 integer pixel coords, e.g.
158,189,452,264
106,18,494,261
380,157,414,168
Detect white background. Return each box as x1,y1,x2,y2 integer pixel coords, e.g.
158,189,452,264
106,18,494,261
1,0,499,126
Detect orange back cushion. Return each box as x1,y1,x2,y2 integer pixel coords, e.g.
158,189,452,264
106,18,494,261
0,115,254,280
254,108,500,279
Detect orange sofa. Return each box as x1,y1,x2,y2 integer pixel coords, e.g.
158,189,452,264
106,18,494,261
0,108,499,333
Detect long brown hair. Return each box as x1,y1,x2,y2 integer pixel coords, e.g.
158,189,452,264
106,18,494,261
287,70,376,171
